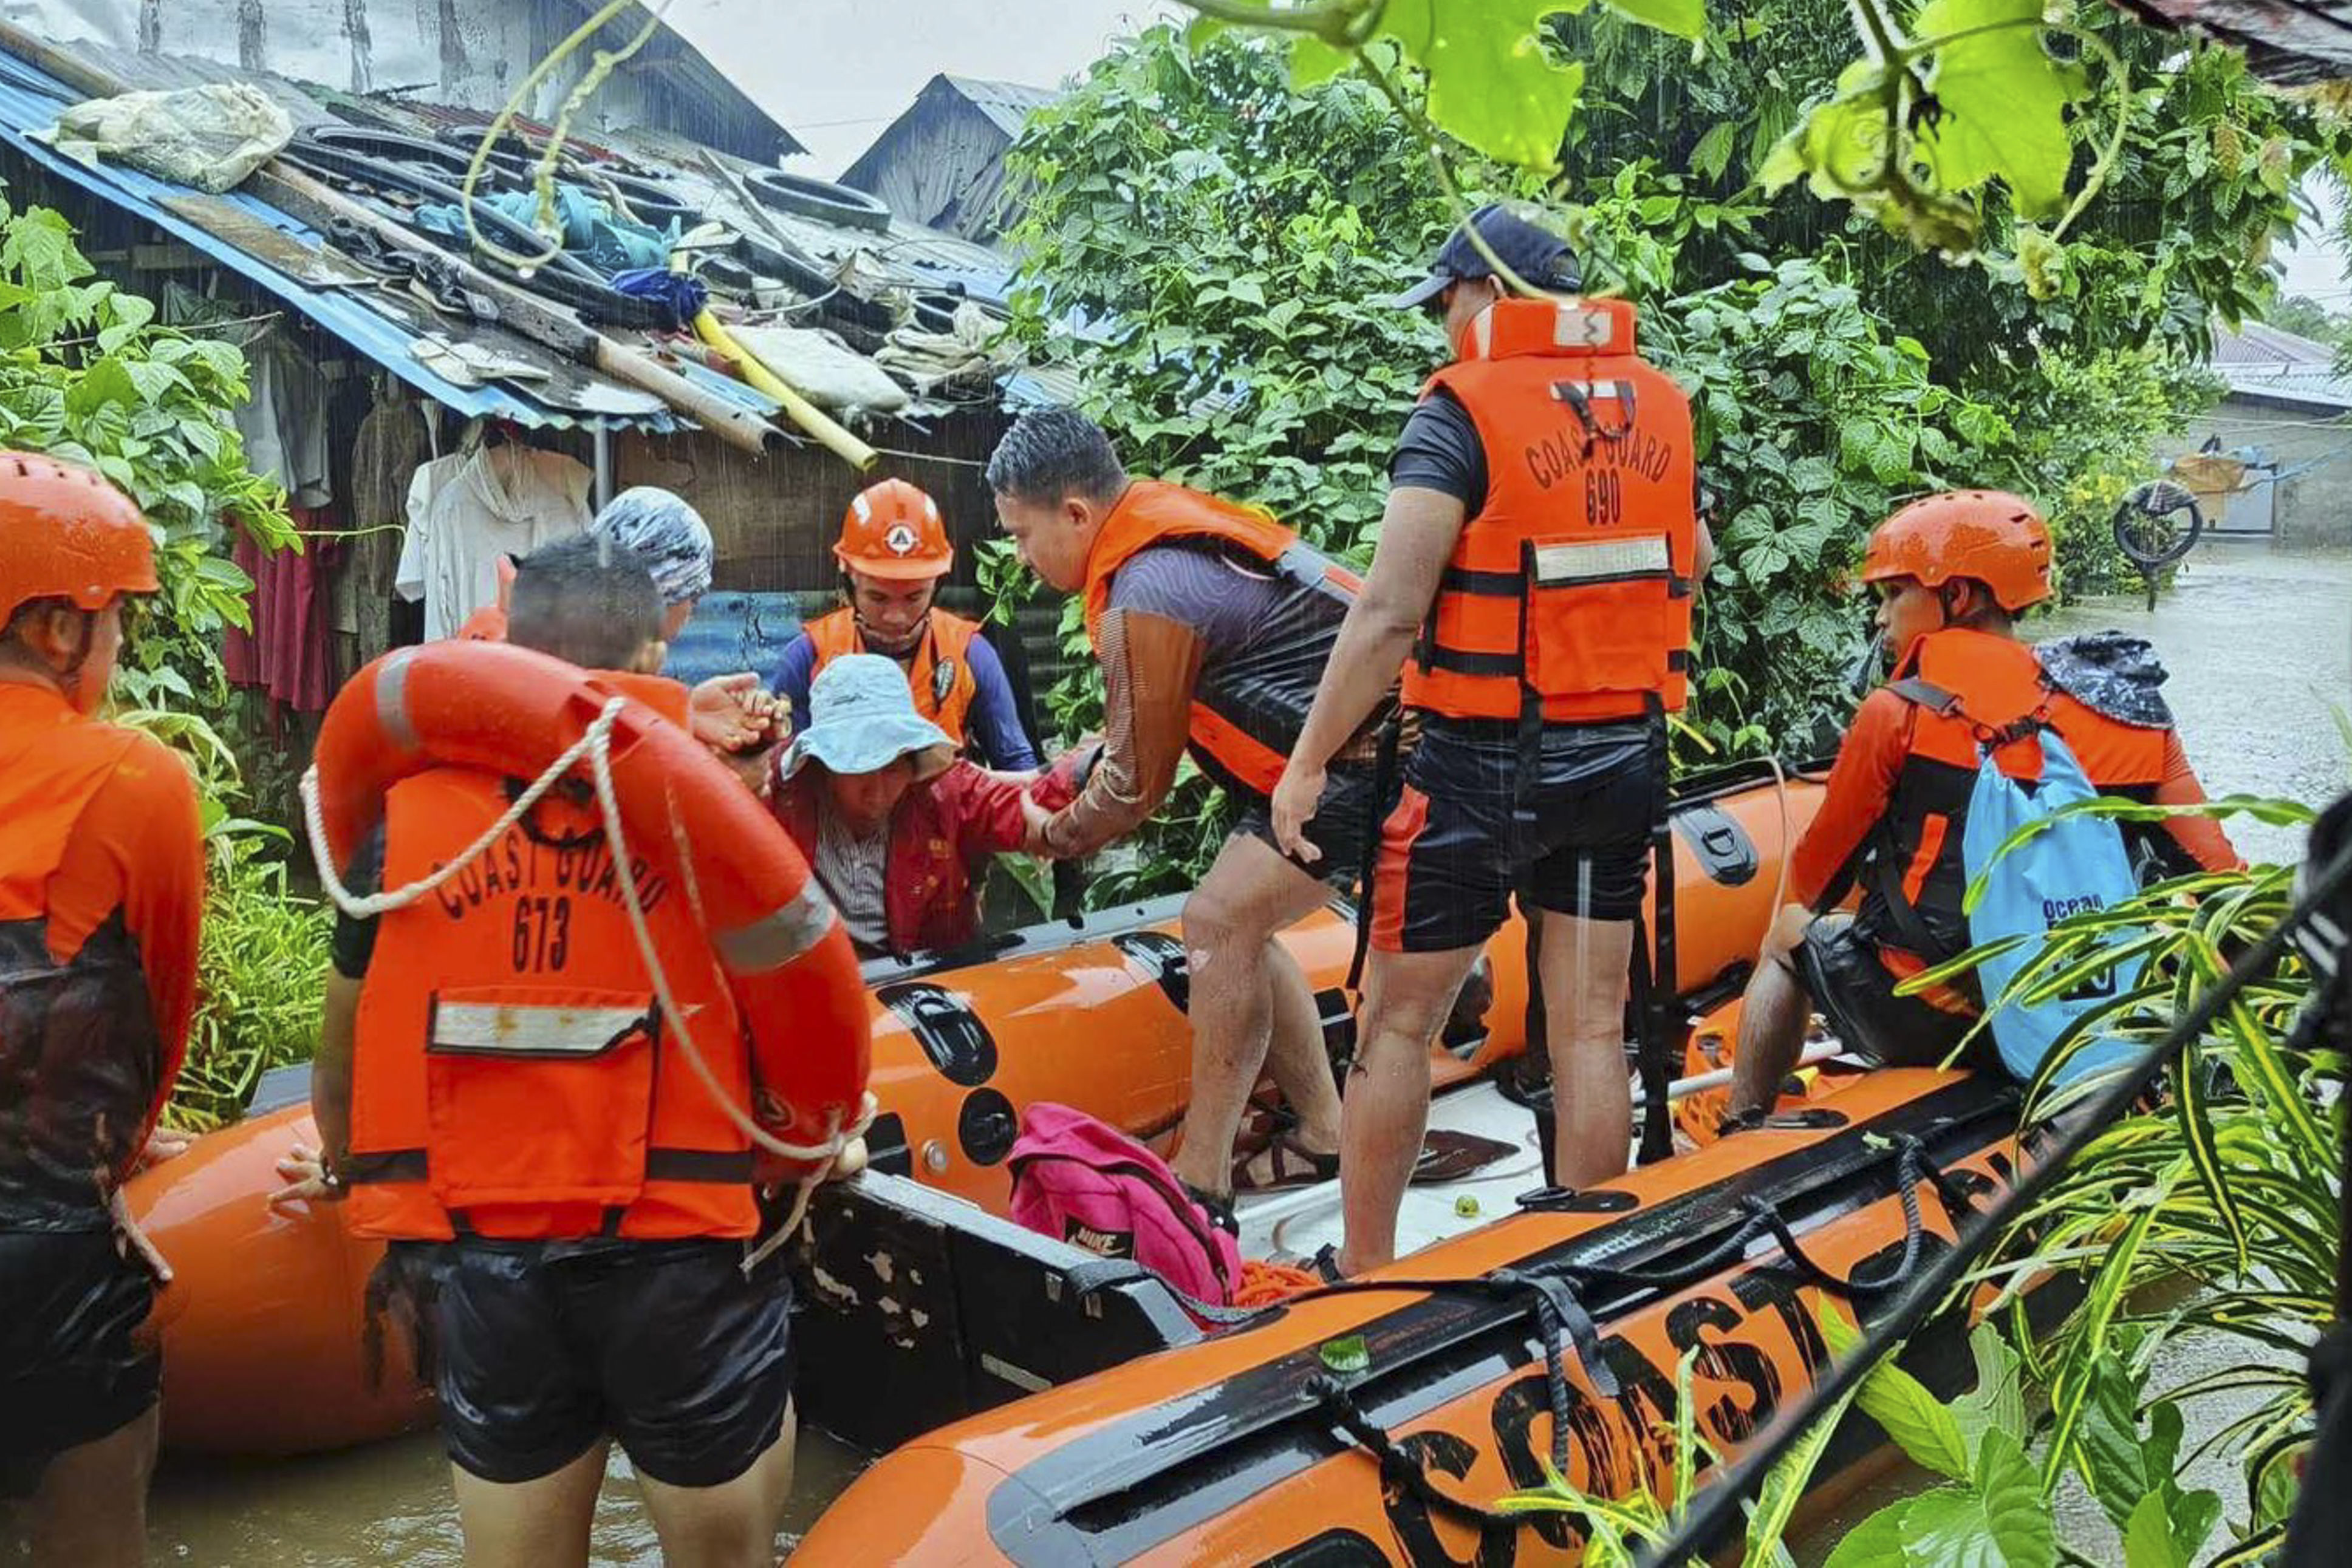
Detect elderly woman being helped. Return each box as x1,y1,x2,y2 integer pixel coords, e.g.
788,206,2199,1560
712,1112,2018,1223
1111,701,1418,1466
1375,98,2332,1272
769,655,1071,959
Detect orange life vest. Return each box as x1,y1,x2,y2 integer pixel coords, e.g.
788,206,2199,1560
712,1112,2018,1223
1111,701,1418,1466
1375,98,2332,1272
1079,480,1361,797
1405,297,1698,724
344,684,767,1244
807,605,981,748
1866,627,2172,965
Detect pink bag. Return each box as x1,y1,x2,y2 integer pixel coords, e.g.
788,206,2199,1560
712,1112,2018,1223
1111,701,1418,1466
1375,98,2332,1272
1008,1102,1242,1306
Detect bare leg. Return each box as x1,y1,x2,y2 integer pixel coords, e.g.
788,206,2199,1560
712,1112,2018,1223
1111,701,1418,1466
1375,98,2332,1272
1339,944,1484,1275
1234,943,1343,1181
1536,913,1638,1189
451,1439,607,1568
1169,835,1338,1197
26,1404,157,1568
635,1403,797,1568
1731,905,1817,1118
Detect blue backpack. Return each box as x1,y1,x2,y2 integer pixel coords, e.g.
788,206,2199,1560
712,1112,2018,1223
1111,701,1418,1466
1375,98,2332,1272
1956,726,2141,1086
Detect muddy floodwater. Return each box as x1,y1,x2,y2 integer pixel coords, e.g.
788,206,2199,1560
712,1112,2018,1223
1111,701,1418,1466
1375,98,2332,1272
89,545,2352,1563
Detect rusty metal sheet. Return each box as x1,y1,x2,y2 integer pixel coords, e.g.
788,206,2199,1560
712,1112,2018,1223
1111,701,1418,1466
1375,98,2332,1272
159,194,380,288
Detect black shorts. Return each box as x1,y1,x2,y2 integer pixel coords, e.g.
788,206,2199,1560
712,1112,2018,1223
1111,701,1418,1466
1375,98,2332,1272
0,1227,161,1499
397,1237,795,1489
1371,717,1658,953
1794,915,1994,1071
1231,760,1381,886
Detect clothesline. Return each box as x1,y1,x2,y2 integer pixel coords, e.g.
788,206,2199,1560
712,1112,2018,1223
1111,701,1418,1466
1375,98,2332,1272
53,309,285,351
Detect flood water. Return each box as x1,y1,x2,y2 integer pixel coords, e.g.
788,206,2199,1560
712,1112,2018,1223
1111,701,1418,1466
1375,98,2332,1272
75,544,2352,1563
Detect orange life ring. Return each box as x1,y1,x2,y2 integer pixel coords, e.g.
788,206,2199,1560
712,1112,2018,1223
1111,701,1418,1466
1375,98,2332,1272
309,640,871,1159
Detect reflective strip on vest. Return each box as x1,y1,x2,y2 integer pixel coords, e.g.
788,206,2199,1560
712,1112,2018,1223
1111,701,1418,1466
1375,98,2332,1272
1531,535,1672,584
431,1001,651,1057
715,882,835,974
375,646,421,754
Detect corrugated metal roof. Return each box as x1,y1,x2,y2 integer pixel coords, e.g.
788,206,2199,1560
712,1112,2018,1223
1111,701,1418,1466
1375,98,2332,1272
2212,321,2352,409
2214,320,2338,365
0,48,686,431
51,43,338,128
939,76,1059,140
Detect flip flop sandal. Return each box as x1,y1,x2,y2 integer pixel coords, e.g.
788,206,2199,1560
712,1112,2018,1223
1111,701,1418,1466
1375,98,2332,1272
1308,1243,1344,1284
1409,1130,1519,1185
1231,1128,1342,1195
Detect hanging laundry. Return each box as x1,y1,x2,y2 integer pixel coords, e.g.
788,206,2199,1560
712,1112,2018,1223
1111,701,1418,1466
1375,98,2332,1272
222,507,339,712
395,437,595,641
333,388,432,681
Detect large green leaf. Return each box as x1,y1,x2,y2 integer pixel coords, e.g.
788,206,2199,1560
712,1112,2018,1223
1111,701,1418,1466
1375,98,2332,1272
1819,1499,1914,1567
1974,1428,2056,1567
1374,0,1590,171
1855,1353,1971,1479
1910,0,2088,217
1598,0,1705,39
1947,1323,2026,1468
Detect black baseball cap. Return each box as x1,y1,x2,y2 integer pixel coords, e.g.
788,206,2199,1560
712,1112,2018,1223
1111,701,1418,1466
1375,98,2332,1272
1391,203,1582,310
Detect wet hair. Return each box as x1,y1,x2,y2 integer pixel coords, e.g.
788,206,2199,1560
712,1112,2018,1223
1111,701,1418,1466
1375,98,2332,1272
985,406,1127,508
507,534,663,670
0,595,95,675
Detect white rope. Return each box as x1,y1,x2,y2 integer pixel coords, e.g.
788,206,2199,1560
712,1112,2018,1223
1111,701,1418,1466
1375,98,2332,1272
306,692,875,1264
579,694,875,1277
300,701,629,921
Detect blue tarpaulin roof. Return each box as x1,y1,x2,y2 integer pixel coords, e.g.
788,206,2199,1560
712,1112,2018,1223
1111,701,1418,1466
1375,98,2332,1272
0,49,686,431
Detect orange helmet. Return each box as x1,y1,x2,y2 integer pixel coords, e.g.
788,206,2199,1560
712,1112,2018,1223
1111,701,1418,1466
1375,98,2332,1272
0,451,157,626
835,480,952,581
1860,489,2052,612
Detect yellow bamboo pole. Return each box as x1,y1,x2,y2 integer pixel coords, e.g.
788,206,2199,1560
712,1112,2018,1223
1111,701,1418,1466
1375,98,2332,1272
692,310,878,472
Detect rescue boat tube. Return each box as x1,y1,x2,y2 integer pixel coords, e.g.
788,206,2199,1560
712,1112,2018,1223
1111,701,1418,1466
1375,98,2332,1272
310,641,870,1149
126,1088,431,1455
136,759,1817,1456
796,1068,2057,1566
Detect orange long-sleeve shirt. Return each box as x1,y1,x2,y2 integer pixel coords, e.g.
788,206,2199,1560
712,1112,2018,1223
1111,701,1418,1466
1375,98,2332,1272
0,680,204,1218
1790,685,2240,913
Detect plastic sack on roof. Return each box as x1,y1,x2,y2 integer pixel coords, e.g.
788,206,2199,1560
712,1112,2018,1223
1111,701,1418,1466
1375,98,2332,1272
728,324,910,414
48,84,293,194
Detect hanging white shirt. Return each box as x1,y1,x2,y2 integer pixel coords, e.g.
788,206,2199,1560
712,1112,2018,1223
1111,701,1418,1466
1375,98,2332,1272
395,442,595,640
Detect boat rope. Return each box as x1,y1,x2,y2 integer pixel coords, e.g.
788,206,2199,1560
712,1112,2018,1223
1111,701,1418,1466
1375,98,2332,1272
300,694,875,1259
1273,1133,1948,1515
1636,825,2352,1566
1310,1372,1539,1530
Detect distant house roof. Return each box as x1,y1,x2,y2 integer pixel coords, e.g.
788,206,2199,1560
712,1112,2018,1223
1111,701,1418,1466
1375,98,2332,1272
838,73,1058,243
938,76,1061,139
2212,321,2352,412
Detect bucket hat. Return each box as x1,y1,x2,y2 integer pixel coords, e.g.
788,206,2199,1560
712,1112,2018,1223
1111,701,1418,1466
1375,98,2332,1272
780,653,955,782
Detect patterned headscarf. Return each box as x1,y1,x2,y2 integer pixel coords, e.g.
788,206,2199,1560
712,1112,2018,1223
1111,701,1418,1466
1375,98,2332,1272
589,486,713,606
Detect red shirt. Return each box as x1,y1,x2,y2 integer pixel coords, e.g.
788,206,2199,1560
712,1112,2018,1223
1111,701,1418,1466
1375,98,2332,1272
771,761,1071,956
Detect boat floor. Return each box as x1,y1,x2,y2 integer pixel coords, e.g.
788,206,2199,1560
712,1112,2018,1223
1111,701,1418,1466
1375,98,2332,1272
1231,1021,1873,1269
1232,1077,1551,1266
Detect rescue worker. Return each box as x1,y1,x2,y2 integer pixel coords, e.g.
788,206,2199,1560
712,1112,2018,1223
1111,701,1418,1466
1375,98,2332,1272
988,408,1358,1215
1271,205,1714,1275
768,655,1071,958
271,534,826,1568
0,455,202,1566
1726,491,2240,1119
456,488,782,758
774,479,1039,771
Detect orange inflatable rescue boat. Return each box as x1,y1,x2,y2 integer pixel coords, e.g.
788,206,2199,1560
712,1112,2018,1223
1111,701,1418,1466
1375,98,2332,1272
128,749,1821,1458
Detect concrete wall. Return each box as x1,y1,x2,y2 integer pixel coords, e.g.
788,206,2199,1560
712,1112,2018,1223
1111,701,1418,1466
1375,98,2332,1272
2169,395,2352,550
